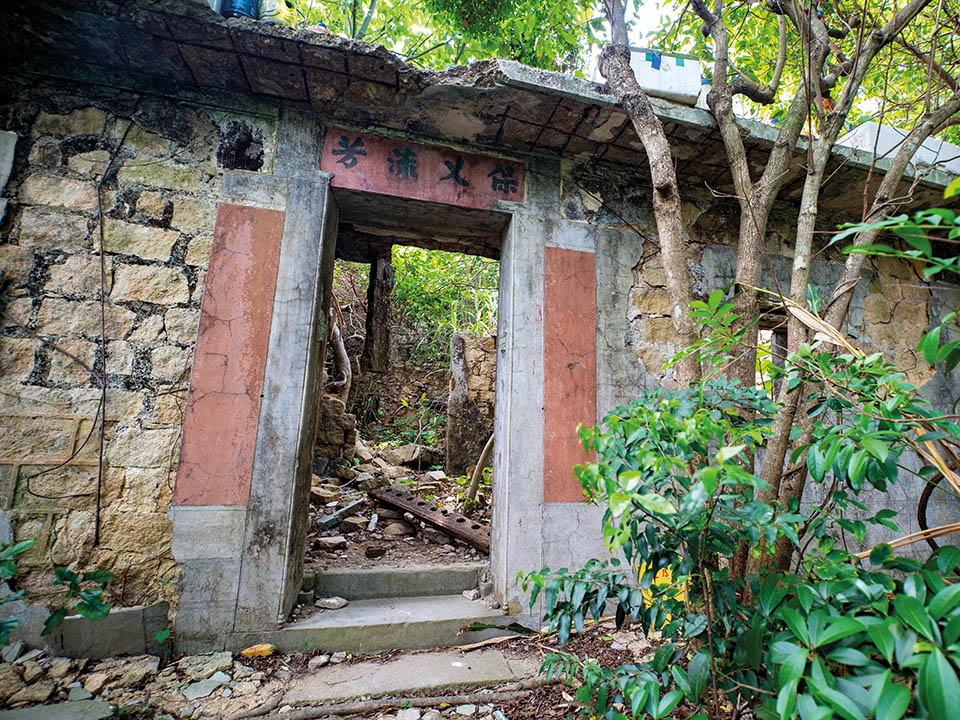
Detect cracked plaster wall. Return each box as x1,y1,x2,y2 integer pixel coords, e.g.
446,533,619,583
0,84,278,625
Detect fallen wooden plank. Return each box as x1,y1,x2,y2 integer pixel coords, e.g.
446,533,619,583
369,486,490,552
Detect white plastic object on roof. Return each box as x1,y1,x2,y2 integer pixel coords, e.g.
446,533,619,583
594,47,703,106
836,121,960,175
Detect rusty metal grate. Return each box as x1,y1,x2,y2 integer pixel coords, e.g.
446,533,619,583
369,486,490,552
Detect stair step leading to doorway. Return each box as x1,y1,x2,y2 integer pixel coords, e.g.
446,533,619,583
304,562,488,601
230,594,512,654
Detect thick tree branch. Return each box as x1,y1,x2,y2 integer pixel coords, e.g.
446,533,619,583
600,0,701,385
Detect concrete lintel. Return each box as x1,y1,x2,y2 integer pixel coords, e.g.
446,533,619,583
543,217,600,253
222,171,289,210
169,505,246,560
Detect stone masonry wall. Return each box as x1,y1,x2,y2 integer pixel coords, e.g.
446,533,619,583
445,333,496,477
0,85,278,614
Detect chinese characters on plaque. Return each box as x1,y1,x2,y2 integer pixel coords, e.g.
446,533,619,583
320,131,525,210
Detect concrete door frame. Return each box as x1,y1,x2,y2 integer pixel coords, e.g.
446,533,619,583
170,109,543,651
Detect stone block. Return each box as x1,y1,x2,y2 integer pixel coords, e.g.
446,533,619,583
0,337,37,381
16,206,90,250
48,602,169,660
172,197,217,233
50,509,96,563
0,298,31,330
103,217,180,261
0,416,75,461
67,149,111,177
18,172,98,211
35,298,137,338
31,108,107,137
169,506,246,561
116,467,170,512
163,307,200,344
13,467,96,511
126,313,165,344
106,339,134,375
46,254,111,297
136,190,168,216
99,510,171,554
0,244,34,287
112,264,189,305
118,161,205,191
107,426,180,468
150,345,190,381
630,289,672,317
47,338,97,385
27,136,62,168
185,233,213,267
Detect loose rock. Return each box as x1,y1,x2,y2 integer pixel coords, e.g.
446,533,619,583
315,596,349,610
313,535,347,550
307,654,330,671
340,515,367,534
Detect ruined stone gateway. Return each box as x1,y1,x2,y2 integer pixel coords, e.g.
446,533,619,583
0,0,957,654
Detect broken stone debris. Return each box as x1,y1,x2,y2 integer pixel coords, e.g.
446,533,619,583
314,596,349,610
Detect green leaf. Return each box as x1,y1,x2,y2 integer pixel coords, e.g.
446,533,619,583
945,176,960,199
154,628,171,644
609,492,632,517
0,540,35,559
929,584,960,620
807,444,826,482
636,493,676,515
808,677,867,720
893,594,934,641
826,647,870,666
870,543,893,566
815,616,865,648
876,680,910,720
777,678,800,720
82,569,114,585
687,651,710,702
656,689,683,719
860,437,889,462
918,648,960,719
919,326,942,365
868,622,895,664
716,444,745,463
41,607,67,637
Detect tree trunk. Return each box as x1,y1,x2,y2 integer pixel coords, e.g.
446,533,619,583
362,251,395,373
598,1,701,386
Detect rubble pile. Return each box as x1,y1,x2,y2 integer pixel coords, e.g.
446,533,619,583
305,439,490,570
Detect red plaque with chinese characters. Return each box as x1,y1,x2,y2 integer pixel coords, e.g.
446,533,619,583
319,130,525,210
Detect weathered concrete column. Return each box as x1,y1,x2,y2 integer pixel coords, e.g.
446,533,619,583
234,113,337,632
490,212,545,617
170,111,336,650
361,250,394,373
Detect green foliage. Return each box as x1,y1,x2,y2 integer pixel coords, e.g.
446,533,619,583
645,0,960,145
521,275,960,719
834,193,960,375
0,540,33,645
43,567,115,637
294,0,601,71
390,247,499,365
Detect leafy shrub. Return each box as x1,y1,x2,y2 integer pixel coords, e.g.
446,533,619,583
521,288,960,719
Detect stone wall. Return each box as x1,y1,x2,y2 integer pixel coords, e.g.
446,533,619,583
0,86,277,616
445,333,496,477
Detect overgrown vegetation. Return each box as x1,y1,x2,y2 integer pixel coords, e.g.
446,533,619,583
333,247,498,446
521,187,960,720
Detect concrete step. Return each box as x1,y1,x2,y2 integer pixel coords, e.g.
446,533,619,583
304,562,487,600
230,593,511,654
282,647,541,704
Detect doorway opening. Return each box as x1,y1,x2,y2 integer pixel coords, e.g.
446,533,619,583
289,189,508,625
